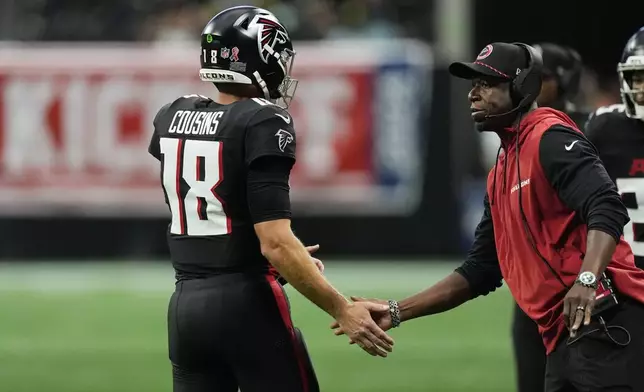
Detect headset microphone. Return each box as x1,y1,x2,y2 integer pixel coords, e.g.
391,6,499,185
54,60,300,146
483,95,534,120
484,102,527,119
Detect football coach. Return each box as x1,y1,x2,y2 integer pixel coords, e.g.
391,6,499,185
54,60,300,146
333,42,644,391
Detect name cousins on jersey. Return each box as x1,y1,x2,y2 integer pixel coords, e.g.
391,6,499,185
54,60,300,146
168,110,225,136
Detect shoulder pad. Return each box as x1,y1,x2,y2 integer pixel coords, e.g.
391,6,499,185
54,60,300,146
247,98,290,114
586,104,626,128
244,98,292,123
249,97,279,108
593,104,626,117
153,95,214,128
584,104,629,141
173,94,214,109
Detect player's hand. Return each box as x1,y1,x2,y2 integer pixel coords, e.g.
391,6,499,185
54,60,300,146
563,283,596,338
333,301,394,357
331,296,393,338
305,244,324,273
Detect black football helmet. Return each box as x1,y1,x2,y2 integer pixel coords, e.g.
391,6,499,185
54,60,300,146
618,27,644,120
199,6,297,108
533,42,583,102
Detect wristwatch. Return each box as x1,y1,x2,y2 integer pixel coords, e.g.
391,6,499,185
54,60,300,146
575,271,598,290
388,300,401,328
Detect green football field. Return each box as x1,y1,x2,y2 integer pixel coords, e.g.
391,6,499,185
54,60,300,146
0,261,517,392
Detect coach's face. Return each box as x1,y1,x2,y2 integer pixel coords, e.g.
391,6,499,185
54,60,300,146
469,77,514,130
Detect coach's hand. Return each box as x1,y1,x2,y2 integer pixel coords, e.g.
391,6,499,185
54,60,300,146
331,297,392,334
563,283,596,338
305,244,324,273
334,301,394,357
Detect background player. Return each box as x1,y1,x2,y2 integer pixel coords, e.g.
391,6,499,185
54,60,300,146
511,42,588,392
586,27,644,270
148,6,394,392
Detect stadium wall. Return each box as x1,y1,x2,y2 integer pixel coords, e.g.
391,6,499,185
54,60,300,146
0,40,462,259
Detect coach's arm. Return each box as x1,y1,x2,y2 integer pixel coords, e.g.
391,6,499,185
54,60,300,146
397,193,503,322
333,193,502,334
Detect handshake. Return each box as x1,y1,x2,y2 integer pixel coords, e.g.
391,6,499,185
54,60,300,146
276,244,400,358
307,245,397,358
329,295,396,358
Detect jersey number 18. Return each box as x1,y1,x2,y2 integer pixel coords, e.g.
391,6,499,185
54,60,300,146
159,138,231,236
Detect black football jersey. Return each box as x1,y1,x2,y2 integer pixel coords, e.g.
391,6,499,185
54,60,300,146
585,104,644,268
567,109,590,132
148,95,296,278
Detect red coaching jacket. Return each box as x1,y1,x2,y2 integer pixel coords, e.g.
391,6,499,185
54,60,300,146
456,108,644,354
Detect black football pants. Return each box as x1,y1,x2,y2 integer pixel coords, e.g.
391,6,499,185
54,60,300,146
545,299,644,392
168,273,319,392
512,302,546,392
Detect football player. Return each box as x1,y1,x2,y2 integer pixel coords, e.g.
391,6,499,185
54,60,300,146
511,42,589,392
585,27,644,271
148,6,394,392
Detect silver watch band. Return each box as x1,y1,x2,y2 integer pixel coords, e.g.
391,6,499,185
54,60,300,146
388,299,401,328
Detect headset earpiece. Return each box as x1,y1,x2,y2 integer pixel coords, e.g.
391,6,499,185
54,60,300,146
510,43,543,110
483,43,544,120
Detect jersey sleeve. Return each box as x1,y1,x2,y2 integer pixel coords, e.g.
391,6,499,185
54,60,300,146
148,102,173,161
454,193,503,297
539,125,630,242
245,106,296,166
247,156,294,224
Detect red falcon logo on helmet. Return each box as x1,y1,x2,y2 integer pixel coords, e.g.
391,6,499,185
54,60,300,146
249,12,290,63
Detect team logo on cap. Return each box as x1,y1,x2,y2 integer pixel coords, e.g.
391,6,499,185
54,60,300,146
477,45,493,60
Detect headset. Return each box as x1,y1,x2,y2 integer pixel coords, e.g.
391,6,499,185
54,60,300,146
485,42,543,119
510,43,544,110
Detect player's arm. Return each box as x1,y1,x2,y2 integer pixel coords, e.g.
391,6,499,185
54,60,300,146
248,157,347,317
246,107,394,357
148,102,173,161
539,126,630,330
396,193,503,323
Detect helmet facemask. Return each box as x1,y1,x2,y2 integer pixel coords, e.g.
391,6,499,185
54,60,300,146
274,48,298,109
250,46,298,109
618,56,644,120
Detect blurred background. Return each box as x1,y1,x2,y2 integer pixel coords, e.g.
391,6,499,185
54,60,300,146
0,0,641,391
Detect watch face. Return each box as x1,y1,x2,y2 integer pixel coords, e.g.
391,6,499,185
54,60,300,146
579,272,597,285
